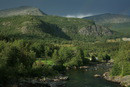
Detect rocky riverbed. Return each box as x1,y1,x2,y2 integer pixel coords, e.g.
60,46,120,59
6,76,69,87
103,72,130,87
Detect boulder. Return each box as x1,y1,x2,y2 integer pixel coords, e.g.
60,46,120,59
94,74,101,78
79,66,89,69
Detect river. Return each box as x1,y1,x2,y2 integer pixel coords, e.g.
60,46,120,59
7,63,122,87
65,64,121,87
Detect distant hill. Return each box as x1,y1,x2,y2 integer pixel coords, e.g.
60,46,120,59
84,13,130,24
84,13,130,37
0,6,46,17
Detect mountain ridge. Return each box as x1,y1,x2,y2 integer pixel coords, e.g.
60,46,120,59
0,6,46,17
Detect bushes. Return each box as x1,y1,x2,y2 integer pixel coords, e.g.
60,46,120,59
111,64,122,76
0,40,67,85
111,42,130,76
52,47,84,67
1,46,35,68
111,61,130,76
31,64,58,77
53,47,72,65
0,41,36,84
103,54,111,63
30,42,45,58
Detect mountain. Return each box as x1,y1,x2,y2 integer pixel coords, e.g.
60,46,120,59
0,6,46,17
84,13,130,24
84,13,130,37
0,7,118,42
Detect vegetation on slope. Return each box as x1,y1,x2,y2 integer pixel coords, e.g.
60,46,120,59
0,15,71,42
40,15,117,41
0,15,118,42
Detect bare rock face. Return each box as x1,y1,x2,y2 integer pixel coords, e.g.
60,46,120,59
0,6,46,17
78,25,113,36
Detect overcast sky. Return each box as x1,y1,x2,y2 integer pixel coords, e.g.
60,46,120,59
0,0,130,18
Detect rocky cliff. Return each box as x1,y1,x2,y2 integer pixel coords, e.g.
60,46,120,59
78,25,113,36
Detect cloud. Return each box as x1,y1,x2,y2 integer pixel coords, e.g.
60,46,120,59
64,14,94,18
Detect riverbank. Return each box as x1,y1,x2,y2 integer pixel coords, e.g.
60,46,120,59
4,76,68,87
103,72,130,87
4,62,124,87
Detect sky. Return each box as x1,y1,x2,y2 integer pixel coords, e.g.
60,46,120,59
0,0,130,18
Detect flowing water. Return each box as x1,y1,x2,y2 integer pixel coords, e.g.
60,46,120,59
65,64,121,87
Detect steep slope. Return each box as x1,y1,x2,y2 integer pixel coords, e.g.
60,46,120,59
84,13,130,37
78,25,113,36
40,15,114,41
0,6,45,17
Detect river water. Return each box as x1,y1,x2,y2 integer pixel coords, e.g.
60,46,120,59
65,64,121,87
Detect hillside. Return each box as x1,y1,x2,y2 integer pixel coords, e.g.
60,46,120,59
0,15,117,42
0,7,119,42
0,16,71,41
0,6,45,17
84,13,130,37
40,15,116,41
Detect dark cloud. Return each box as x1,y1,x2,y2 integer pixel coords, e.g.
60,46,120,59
0,0,130,16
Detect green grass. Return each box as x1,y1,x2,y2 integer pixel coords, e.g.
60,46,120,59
36,59,55,65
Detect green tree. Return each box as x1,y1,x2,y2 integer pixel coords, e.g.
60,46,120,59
103,54,110,63
111,42,130,76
